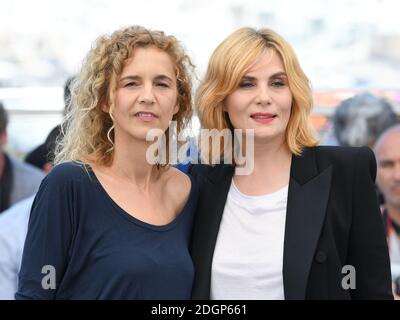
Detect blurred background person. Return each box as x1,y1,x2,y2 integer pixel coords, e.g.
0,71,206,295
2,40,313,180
374,124,400,299
324,92,398,147
0,102,44,213
0,125,60,299
24,77,74,170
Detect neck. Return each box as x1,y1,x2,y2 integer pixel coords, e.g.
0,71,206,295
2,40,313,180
234,135,291,183
108,132,159,191
250,136,292,174
233,135,292,195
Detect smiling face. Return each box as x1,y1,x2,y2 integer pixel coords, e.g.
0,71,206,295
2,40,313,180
224,49,293,144
111,46,179,143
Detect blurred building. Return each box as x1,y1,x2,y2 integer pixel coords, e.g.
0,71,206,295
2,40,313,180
0,0,399,153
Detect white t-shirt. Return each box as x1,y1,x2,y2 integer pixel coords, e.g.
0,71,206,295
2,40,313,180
210,180,288,300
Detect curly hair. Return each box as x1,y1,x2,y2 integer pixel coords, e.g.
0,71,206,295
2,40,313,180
54,25,195,167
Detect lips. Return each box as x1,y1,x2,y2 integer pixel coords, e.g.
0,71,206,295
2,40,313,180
134,112,159,122
250,113,276,119
250,113,277,123
135,111,158,118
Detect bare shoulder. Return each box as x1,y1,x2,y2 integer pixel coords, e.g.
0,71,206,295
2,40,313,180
163,166,192,193
161,167,192,211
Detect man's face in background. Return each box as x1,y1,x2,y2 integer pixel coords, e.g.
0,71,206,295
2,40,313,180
376,131,400,210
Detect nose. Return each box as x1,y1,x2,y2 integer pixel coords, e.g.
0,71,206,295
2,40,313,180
255,84,272,106
139,83,155,105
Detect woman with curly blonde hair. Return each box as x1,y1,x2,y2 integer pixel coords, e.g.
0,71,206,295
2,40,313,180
16,25,198,299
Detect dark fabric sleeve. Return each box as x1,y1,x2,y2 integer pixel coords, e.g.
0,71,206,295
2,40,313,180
15,167,75,300
348,146,393,299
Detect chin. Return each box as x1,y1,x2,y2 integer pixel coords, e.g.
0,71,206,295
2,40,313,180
139,126,170,141
253,128,278,138
123,128,152,140
254,130,286,143
253,134,276,142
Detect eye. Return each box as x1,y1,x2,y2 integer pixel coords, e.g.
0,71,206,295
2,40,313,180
239,81,255,88
124,82,139,88
156,82,170,88
380,161,394,169
271,80,285,88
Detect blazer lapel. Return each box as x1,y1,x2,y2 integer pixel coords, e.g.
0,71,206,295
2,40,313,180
283,148,332,299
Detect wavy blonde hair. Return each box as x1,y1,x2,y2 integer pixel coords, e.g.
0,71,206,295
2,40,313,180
54,25,194,167
196,27,318,162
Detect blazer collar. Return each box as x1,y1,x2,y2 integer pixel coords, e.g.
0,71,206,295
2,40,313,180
206,147,319,185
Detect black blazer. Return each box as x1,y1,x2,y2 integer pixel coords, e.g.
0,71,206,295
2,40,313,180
189,146,393,300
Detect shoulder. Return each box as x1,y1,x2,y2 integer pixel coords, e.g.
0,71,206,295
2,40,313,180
47,161,90,181
164,166,192,194
313,145,372,157
162,167,196,209
0,195,34,252
10,158,45,181
0,195,34,231
305,145,375,167
42,161,91,190
0,195,35,218
303,146,377,180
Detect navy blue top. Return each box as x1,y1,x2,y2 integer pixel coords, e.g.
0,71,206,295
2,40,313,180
15,162,197,300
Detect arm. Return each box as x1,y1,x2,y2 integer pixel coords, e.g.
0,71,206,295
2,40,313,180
15,169,74,300
348,146,393,299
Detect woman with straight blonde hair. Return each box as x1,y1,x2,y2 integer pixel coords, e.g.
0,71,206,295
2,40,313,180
190,27,393,300
16,25,198,300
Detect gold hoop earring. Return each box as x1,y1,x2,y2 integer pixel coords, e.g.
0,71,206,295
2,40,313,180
106,111,116,153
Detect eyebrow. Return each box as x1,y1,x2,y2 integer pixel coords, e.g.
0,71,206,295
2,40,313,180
241,72,288,80
154,75,174,83
379,159,395,165
119,74,174,82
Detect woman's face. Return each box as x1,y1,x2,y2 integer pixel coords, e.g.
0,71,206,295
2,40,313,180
111,46,179,143
224,49,293,144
